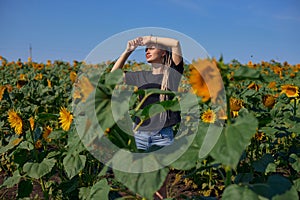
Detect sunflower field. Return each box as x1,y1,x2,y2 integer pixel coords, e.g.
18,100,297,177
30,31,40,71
0,55,300,200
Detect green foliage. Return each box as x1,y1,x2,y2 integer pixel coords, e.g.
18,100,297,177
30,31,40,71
0,58,299,199
210,113,258,168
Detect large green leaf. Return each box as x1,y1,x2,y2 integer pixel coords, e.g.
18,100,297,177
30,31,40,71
114,168,169,199
0,170,22,189
67,128,86,154
210,113,258,168
79,180,117,200
272,186,299,200
105,69,123,85
63,153,86,179
170,123,208,170
250,175,293,199
222,184,260,200
95,85,115,130
0,135,21,154
79,187,91,200
89,179,110,200
198,123,224,159
23,158,56,179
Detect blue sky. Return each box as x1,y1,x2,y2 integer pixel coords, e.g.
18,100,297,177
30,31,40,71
1,0,300,64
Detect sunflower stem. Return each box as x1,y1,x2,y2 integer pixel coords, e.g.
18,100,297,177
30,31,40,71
133,119,145,132
293,97,297,120
224,165,232,187
134,92,153,112
40,177,49,200
226,94,231,125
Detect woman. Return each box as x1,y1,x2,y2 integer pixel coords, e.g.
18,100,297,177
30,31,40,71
111,36,183,151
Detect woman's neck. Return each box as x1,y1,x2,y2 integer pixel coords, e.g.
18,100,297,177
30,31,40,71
151,63,164,74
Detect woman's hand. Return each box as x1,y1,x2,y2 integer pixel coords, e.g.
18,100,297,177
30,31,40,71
126,37,143,52
141,36,152,46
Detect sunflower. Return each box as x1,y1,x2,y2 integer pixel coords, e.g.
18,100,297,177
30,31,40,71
75,76,94,102
46,60,52,67
201,109,217,123
188,59,223,103
230,98,243,117
16,74,28,89
189,66,210,102
43,126,52,142
58,107,73,131
230,98,243,112
34,73,43,80
7,109,23,135
70,71,77,83
73,60,78,67
272,66,283,75
47,79,52,88
35,139,42,149
19,74,26,80
16,80,27,89
268,81,277,90
281,84,299,98
0,85,5,101
247,82,260,91
254,132,265,141
29,117,35,131
262,94,276,108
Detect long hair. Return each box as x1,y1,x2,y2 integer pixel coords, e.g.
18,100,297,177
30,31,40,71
159,46,172,122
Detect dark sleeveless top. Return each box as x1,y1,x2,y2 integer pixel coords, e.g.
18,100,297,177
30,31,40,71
125,60,183,131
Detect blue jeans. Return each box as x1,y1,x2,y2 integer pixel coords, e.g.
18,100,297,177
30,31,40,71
134,127,174,151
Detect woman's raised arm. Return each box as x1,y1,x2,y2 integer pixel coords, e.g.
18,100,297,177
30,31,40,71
111,37,143,72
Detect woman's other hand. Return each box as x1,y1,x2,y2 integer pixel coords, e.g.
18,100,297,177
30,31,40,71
126,37,143,52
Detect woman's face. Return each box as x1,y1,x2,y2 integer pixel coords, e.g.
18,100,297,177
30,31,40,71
145,44,166,64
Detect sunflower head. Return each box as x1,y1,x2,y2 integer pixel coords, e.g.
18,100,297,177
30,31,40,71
201,109,217,123
75,76,94,102
189,65,210,102
19,74,27,80
34,73,43,80
188,59,223,103
268,81,277,90
247,82,260,91
17,80,27,89
230,98,243,112
7,109,23,135
47,79,52,88
0,86,6,101
262,94,276,108
29,117,35,131
35,139,42,149
43,126,53,142
58,107,73,131
254,132,265,141
46,60,52,67
70,71,77,83
281,84,299,98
